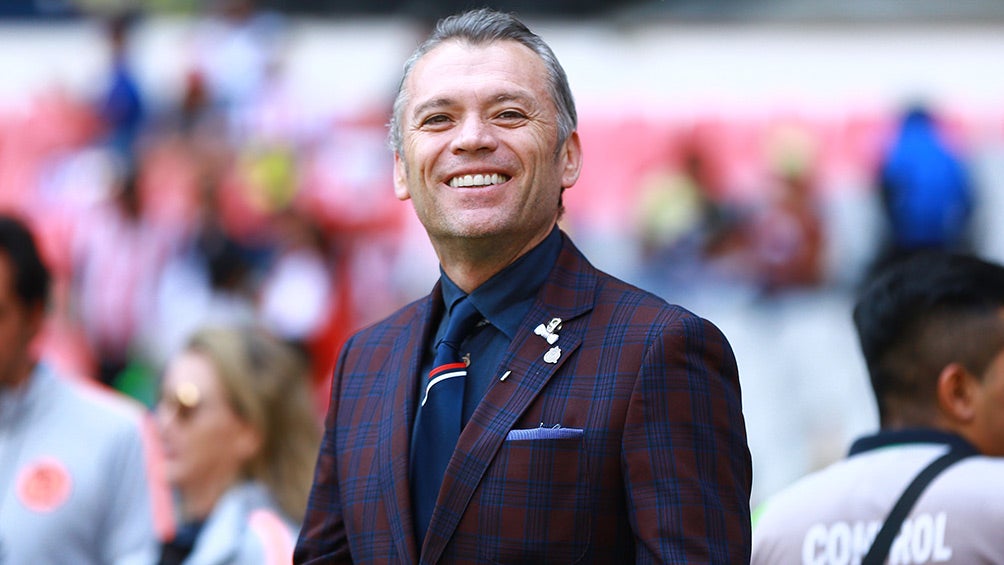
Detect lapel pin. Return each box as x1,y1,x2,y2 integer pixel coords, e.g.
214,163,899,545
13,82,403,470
534,317,563,345
534,324,558,344
544,346,561,364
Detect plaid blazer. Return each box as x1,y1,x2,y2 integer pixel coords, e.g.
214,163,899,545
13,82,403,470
295,233,752,564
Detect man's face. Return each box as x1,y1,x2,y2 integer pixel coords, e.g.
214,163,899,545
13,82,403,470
0,253,42,387
393,39,581,251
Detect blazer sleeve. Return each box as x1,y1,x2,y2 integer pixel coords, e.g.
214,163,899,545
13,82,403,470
623,312,752,564
293,341,353,564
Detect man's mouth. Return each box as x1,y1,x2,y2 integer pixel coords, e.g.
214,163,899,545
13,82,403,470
448,173,510,188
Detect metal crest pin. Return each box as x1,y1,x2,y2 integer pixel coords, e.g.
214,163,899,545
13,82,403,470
544,346,561,364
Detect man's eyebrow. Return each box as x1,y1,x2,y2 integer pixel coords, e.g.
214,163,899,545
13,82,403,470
491,92,533,106
411,97,454,119
411,92,535,119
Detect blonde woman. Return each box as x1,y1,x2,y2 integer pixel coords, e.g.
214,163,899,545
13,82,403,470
155,326,321,565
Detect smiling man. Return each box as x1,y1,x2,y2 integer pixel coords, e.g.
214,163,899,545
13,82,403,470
295,8,752,564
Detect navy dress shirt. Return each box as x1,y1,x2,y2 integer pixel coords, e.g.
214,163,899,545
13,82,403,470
418,226,562,427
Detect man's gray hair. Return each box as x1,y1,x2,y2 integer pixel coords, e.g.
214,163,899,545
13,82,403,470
388,8,578,154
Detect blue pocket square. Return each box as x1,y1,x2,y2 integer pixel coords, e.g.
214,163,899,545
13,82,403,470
505,426,584,441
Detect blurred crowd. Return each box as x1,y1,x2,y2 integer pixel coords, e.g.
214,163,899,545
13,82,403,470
2,2,418,413
3,0,1004,510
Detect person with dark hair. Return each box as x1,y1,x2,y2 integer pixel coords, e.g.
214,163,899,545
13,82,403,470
295,8,751,564
752,250,1004,564
0,213,171,564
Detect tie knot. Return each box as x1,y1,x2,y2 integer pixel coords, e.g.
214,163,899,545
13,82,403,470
438,297,481,353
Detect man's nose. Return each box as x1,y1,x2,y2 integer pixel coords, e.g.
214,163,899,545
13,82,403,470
450,116,498,153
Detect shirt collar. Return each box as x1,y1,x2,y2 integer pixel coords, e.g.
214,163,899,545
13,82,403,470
440,227,562,340
848,428,980,457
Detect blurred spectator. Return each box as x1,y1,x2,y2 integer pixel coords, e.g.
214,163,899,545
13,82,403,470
872,104,974,274
95,9,146,166
747,123,827,294
185,0,285,139
632,134,742,295
71,162,177,386
0,212,171,564
257,207,335,357
155,325,321,564
632,120,827,298
145,172,258,377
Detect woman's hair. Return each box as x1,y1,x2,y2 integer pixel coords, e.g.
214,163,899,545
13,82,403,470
388,7,577,155
184,325,321,522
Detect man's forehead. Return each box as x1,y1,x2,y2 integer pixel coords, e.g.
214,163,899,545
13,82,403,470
409,39,543,81
404,41,547,107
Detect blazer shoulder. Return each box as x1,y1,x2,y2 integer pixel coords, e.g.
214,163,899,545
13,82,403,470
554,233,719,332
593,267,710,328
347,294,430,345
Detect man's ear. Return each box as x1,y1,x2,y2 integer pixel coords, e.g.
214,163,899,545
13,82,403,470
393,153,411,201
559,131,582,189
936,362,978,423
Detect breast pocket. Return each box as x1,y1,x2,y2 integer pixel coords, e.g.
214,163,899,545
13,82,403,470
474,428,591,564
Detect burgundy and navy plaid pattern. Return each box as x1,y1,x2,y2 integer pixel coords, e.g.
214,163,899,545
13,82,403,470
411,296,482,543
295,233,752,564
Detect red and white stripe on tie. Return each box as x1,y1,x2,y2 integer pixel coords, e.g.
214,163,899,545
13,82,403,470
421,361,469,406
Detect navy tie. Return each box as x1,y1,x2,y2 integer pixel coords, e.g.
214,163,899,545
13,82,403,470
411,296,482,543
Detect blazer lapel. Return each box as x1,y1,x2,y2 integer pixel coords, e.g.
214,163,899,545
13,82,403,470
378,293,439,564
420,237,598,563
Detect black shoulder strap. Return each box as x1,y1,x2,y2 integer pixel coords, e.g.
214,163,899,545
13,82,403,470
861,449,972,565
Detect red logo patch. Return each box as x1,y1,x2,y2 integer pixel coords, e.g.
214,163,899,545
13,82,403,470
17,458,73,512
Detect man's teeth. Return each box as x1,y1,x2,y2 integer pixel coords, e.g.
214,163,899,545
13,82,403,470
449,173,509,188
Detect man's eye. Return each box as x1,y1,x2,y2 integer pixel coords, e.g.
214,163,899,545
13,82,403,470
498,110,527,120
421,115,451,126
